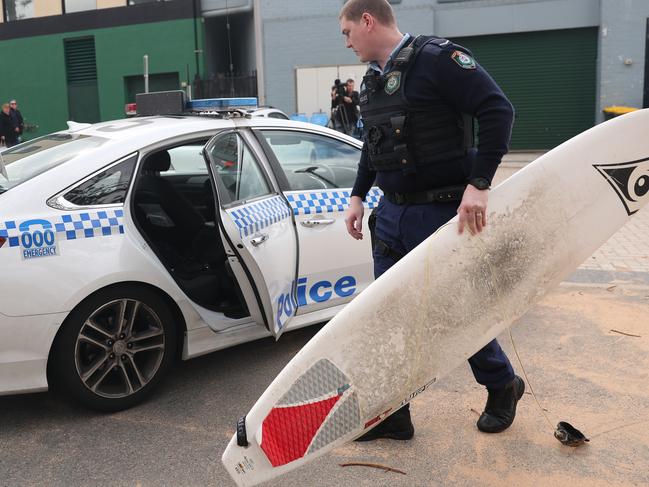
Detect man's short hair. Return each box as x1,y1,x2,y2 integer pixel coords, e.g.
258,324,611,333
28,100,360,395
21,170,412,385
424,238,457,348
339,0,396,26
346,78,355,84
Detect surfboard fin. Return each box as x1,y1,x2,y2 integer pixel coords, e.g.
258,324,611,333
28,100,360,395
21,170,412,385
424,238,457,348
237,416,249,447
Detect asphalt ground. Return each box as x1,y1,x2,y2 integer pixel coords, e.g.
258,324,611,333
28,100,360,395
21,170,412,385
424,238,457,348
3,158,649,486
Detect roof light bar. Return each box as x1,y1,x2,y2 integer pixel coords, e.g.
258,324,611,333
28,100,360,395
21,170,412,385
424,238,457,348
186,97,258,112
133,91,259,116
136,91,186,116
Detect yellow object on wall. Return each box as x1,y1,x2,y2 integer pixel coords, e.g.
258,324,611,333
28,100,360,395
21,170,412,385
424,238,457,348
97,0,127,8
603,106,640,116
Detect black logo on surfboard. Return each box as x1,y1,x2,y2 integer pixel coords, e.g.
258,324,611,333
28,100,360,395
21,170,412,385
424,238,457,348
594,157,649,215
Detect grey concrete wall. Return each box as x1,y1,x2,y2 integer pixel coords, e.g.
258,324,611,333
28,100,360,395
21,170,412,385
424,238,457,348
598,0,649,121
434,0,599,37
258,0,435,113
258,0,603,115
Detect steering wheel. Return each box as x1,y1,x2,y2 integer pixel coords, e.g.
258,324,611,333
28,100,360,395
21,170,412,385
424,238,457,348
295,164,337,188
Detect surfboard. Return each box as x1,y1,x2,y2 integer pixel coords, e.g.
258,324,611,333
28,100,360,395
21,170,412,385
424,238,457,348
222,109,649,486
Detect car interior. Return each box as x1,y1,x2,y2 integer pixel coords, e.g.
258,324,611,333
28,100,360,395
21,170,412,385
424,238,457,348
258,130,359,190
132,145,248,318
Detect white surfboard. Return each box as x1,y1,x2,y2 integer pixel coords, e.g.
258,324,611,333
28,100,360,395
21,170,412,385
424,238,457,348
222,109,649,486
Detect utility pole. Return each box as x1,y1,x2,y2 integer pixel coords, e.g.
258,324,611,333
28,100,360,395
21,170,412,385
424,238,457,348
143,54,149,93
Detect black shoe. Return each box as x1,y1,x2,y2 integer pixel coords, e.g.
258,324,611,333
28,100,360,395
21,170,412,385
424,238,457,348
355,407,415,442
477,375,525,434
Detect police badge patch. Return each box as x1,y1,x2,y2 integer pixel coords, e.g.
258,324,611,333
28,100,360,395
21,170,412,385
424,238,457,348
384,71,401,95
451,50,476,70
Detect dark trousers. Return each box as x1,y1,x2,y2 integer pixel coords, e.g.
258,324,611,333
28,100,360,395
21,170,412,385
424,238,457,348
372,197,515,395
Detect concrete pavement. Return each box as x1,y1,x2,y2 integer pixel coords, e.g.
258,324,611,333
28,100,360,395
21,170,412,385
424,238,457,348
3,282,648,487
272,284,649,487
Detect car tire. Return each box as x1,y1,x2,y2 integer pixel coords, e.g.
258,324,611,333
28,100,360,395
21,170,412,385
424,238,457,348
52,285,177,412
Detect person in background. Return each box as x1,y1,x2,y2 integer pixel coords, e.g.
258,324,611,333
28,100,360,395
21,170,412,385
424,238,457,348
1,103,18,148
331,79,360,136
9,100,24,143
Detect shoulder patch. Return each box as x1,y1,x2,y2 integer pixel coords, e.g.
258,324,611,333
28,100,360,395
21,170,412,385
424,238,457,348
451,50,476,70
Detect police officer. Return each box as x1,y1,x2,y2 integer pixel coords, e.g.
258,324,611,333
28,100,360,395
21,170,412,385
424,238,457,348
341,0,524,441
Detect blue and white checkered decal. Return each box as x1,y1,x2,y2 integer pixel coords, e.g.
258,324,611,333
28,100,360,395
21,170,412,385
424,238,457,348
226,196,292,238
0,209,124,249
284,187,383,216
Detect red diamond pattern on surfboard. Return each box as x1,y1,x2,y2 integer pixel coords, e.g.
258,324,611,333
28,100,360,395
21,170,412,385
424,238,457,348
260,395,341,467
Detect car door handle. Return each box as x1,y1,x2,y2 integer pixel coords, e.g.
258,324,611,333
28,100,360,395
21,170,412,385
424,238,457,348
300,218,335,228
250,234,269,246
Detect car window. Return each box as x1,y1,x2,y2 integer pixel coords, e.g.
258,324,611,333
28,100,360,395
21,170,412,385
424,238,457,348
0,133,109,194
167,143,208,174
259,130,360,190
207,132,271,205
63,154,137,207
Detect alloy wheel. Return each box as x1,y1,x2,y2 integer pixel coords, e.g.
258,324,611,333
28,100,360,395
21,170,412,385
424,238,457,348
74,299,165,399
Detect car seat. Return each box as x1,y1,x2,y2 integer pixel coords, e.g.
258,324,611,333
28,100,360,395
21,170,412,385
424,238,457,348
136,150,206,239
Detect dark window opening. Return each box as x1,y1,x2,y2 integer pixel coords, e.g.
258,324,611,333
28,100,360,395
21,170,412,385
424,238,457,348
64,155,137,206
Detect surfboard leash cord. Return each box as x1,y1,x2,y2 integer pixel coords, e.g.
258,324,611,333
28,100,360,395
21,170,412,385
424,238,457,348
469,235,554,428
472,234,590,447
470,235,560,433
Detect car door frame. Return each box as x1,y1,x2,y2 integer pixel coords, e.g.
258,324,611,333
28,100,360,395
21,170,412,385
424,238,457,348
203,126,301,337
249,125,375,315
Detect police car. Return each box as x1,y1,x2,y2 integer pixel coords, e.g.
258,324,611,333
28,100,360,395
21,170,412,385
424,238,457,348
0,94,379,411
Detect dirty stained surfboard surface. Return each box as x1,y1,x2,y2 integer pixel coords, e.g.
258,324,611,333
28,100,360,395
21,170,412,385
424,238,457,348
222,109,649,486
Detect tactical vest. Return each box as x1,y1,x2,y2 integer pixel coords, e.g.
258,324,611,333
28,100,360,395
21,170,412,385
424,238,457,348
359,35,474,175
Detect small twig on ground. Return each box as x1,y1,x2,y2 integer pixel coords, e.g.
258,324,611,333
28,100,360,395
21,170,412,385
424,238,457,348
470,408,481,416
340,462,407,475
610,329,641,338
606,285,617,292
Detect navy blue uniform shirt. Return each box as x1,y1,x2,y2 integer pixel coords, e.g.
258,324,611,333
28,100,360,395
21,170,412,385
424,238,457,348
351,36,514,199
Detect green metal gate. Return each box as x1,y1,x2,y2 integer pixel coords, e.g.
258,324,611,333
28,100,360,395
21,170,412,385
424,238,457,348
64,36,101,124
452,28,598,150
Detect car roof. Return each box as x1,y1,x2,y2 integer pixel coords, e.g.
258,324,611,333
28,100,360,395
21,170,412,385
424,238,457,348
70,115,361,147
73,116,235,141
0,114,362,211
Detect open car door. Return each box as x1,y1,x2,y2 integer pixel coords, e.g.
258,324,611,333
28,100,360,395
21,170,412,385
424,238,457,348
204,130,298,338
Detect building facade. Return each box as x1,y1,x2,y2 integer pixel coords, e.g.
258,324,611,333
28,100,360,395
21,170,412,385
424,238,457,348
257,0,649,150
0,0,647,149
0,0,205,138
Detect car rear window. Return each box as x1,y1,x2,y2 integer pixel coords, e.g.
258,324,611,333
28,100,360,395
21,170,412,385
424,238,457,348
0,133,109,194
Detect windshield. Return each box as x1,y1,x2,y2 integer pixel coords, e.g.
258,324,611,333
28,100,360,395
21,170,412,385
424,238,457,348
0,133,109,194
